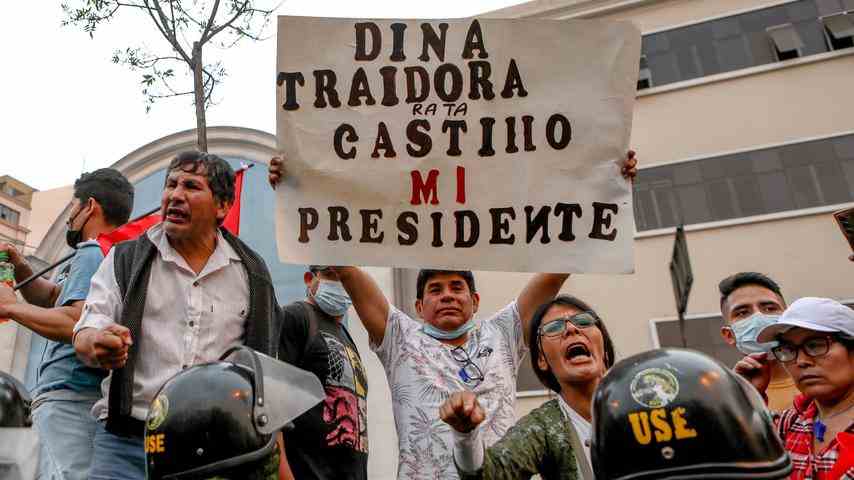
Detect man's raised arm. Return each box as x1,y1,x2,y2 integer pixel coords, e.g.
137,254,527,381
517,274,570,343
332,266,390,346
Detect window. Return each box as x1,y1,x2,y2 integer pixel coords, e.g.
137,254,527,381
637,55,652,90
822,11,854,50
634,133,854,231
767,23,805,59
652,315,743,367
639,0,853,89
0,204,20,225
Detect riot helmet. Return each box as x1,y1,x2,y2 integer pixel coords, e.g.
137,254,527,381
0,371,38,480
145,346,324,480
591,348,791,480
0,371,31,428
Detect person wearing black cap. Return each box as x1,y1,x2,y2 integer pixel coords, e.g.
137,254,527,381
275,265,369,480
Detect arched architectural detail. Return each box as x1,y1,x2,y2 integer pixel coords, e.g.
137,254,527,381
34,127,276,264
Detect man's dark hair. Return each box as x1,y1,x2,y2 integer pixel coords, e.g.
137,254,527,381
73,168,134,227
167,151,235,205
718,272,785,311
415,269,476,300
529,295,616,393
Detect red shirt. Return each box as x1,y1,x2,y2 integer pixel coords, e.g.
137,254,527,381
777,395,854,480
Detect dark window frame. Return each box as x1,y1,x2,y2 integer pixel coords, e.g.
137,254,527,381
633,132,854,232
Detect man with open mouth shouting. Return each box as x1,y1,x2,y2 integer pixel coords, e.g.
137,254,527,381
73,151,278,480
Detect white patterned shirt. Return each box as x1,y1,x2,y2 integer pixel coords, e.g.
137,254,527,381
372,302,526,480
74,224,249,421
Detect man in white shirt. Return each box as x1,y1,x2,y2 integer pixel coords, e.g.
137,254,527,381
74,152,278,480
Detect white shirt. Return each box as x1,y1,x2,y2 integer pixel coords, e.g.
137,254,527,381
558,395,593,477
74,224,249,421
372,302,526,480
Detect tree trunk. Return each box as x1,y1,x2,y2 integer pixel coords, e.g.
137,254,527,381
192,42,208,152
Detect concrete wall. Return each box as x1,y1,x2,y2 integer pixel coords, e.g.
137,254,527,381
488,0,854,416
27,185,73,250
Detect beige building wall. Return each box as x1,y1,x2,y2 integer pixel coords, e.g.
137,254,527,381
483,0,854,417
27,186,73,249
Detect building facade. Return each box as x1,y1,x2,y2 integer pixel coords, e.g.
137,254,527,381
0,175,35,256
7,1,854,477
483,0,854,412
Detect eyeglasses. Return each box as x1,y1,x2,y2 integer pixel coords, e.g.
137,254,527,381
451,346,484,386
770,336,834,363
539,311,599,338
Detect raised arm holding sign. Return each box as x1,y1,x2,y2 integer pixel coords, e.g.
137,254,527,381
273,15,640,479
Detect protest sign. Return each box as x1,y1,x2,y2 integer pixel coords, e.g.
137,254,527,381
275,17,640,272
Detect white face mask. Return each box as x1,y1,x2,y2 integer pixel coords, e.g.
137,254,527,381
310,280,352,317
730,313,780,354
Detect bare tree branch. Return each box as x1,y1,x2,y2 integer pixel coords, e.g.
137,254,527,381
202,0,249,45
200,0,222,44
144,0,191,64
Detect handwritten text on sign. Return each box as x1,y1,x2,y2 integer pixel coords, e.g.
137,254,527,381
275,17,640,273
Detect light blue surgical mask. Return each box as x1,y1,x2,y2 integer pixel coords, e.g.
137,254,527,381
312,280,352,318
730,313,780,354
421,318,477,340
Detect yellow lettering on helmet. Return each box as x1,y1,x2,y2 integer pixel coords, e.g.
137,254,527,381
145,434,166,454
650,408,673,442
672,407,697,439
628,412,652,445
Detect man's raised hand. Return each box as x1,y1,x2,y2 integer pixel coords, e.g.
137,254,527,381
622,150,638,182
269,156,286,189
733,352,772,394
440,391,486,434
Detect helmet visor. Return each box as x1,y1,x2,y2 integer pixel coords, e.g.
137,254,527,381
0,428,39,480
222,347,325,435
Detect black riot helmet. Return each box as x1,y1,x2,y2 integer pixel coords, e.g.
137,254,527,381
145,346,324,480
0,371,31,428
591,348,791,480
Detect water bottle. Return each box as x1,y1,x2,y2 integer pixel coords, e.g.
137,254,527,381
0,251,14,323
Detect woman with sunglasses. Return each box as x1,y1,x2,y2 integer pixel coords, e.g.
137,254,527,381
735,297,854,479
439,295,615,480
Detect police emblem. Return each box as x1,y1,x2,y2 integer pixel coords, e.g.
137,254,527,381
147,394,169,431
630,368,679,408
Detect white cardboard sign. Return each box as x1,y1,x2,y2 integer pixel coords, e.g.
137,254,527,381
275,17,640,273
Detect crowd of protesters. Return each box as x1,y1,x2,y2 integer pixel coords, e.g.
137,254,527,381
0,149,853,480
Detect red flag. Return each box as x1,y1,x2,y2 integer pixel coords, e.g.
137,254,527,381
96,166,248,255
96,213,161,255
221,167,245,236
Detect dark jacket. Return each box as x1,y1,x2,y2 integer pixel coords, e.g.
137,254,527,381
457,399,580,480
106,227,278,436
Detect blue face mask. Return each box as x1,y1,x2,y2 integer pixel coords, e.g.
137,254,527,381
421,318,477,341
730,313,780,354
312,280,352,318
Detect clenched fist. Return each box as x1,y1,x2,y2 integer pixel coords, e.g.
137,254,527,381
91,324,133,370
440,391,486,434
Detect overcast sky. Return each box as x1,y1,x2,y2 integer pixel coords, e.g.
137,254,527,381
1,0,526,191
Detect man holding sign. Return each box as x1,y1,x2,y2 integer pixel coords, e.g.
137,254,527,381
273,14,640,479
269,152,634,479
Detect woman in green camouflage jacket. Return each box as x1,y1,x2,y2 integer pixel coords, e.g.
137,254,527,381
440,295,616,480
